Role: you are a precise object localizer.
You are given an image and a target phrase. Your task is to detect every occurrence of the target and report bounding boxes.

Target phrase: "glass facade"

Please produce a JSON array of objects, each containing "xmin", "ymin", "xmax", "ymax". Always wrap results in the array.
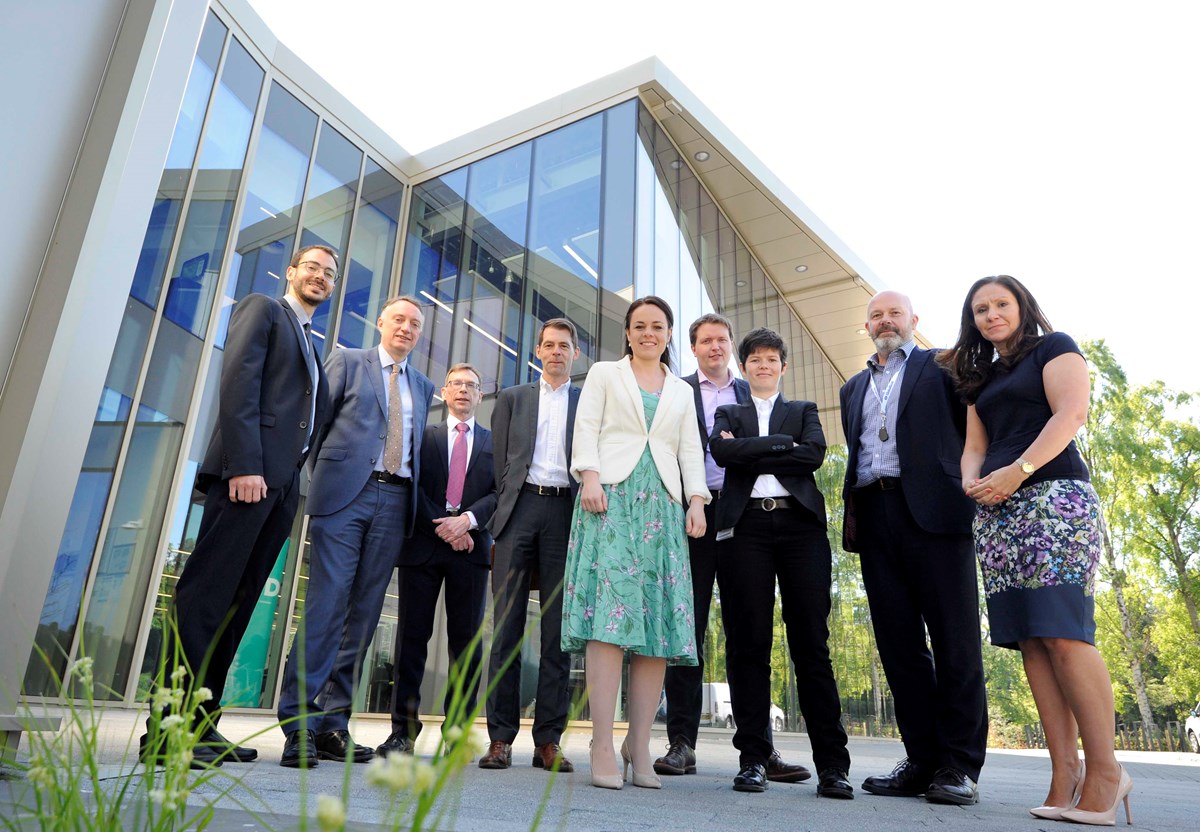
[{"xmin": 24, "ymin": 3, "xmax": 833, "ymax": 722}]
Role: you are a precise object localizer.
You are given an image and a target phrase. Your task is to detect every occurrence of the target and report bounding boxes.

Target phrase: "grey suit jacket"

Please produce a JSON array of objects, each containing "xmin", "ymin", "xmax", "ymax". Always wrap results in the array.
[
  {"xmin": 487, "ymin": 380, "xmax": 581, "ymax": 540},
  {"xmin": 306, "ymin": 347, "xmax": 434, "ymax": 527}
]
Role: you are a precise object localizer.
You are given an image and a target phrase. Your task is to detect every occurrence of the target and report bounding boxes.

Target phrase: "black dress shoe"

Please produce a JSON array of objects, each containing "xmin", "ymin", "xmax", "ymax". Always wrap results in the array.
[
  {"xmin": 196, "ymin": 726, "xmax": 257, "ymax": 762},
  {"xmin": 925, "ymin": 767, "xmax": 979, "ymax": 806},
  {"xmin": 139, "ymin": 732, "xmax": 222, "ymax": 769},
  {"xmin": 861, "ymin": 758, "xmax": 934, "ymax": 797},
  {"xmin": 280, "ymin": 729, "xmax": 319, "ymax": 769},
  {"xmin": 817, "ymin": 768, "xmax": 855, "ymax": 799},
  {"xmin": 732, "ymin": 762, "xmax": 768, "ymax": 792},
  {"xmin": 765, "ymin": 749, "xmax": 811, "ymax": 783},
  {"xmin": 376, "ymin": 730, "xmax": 415, "ymax": 758},
  {"xmin": 315, "ymin": 729, "xmax": 374, "ymax": 762},
  {"xmin": 653, "ymin": 737, "xmax": 697, "ymax": 775}
]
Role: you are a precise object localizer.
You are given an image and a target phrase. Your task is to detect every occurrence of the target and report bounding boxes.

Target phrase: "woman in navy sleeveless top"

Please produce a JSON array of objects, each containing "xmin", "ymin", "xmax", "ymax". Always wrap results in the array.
[{"xmin": 940, "ymin": 275, "xmax": 1131, "ymax": 826}]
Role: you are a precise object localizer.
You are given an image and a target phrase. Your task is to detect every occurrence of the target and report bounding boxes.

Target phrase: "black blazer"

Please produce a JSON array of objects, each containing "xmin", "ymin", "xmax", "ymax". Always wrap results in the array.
[
  {"xmin": 709, "ymin": 395, "xmax": 828, "ymax": 532},
  {"xmin": 682, "ymin": 371, "xmax": 751, "ymax": 450},
  {"xmin": 487, "ymin": 380, "xmax": 581, "ymax": 539},
  {"xmin": 197, "ymin": 293, "xmax": 329, "ymax": 492},
  {"xmin": 405, "ymin": 421, "xmax": 498, "ymax": 568},
  {"xmin": 839, "ymin": 346, "xmax": 974, "ymax": 552}
]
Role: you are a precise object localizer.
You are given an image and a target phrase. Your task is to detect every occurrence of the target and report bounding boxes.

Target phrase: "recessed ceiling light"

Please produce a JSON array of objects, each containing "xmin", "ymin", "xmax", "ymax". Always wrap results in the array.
[
  {"xmin": 795, "ymin": 264, "xmax": 809, "ymax": 273},
  {"xmin": 694, "ymin": 150, "xmax": 710, "ymax": 162},
  {"xmin": 669, "ymin": 159, "xmax": 683, "ymax": 170},
  {"xmin": 735, "ymin": 280, "xmax": 747, "ymax": 287}
]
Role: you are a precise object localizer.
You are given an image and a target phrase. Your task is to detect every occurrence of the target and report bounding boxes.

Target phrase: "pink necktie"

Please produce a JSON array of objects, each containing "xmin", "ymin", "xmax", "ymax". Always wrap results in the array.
[{"xmin": 446, "ymin": 422, "xmax": 468, "ymax": 508}]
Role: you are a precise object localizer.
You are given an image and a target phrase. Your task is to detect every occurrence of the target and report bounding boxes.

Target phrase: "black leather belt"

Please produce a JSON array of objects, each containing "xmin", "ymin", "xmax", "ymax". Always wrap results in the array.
[
  {"xmin": 371, "ymin": 471, "xmax": 412, "ymax": 486},
  {"xmin": 747, "ymin": 496, "xmax": 795, "ymax": 511},
  {"xmin": 522, "ymin": 483, "xmax": 570, "ymax": 497},
  {"xmin": 859, "ymin": 476, "xmax": 901, "ymax": 491},
  {"xmin": 710, "ymin": 489, "xmax": 723, "ymax": 501}
]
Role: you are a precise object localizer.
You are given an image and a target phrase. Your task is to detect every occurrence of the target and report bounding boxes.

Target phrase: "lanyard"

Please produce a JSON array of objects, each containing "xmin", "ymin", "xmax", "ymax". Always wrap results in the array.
[{"xmin": 867, "ymin": 355, "xmax": 906, "ymax": 441}]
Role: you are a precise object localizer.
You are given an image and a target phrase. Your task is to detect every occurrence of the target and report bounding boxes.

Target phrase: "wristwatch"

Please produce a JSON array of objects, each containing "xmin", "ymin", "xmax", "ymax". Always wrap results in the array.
[{"xmin": 1016, "ymin": 457, "xmax": 1035, "ymax": 477}]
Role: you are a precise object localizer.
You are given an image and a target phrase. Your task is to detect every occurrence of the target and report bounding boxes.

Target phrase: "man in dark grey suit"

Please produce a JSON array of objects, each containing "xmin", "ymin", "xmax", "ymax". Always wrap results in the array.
[
  {"xmin": 377, "ymin": 362, "xmax": 497, "ymax": 755},
  {"xmin": 143, "ymin": 244, "xmax": 335, "ymax": 768},
  {"xmin": 840, "ymin": 291, "xmax": 986, "ymax": 806},
  {"xmin": 478, "ymin": 318, "xmax": 581, "ymax": 774},
  {"xmin": 277, "ymin": 295, "xmax": 434, "ymax": 768}
]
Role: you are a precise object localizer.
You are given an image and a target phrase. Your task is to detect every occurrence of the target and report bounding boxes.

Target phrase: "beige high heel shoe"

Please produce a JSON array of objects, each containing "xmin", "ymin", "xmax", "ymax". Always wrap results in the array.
[
  {"xmin": 1060, "ymin": 765, "xmax": 1133, "ymax": 826},
  {"xmin": 590, "ymin": 746, "xmax": 623, "ymax": 790},
  {"xmin": 1029, "ymin": 760, "xmax": 1085, "ymax": 820},
  {"xmin": 620, "ymin": 739, "xmax": 662, "ymax": 789}
]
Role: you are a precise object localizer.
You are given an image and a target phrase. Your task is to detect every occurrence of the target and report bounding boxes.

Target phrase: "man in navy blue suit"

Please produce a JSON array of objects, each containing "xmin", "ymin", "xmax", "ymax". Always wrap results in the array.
[
  {"xmin": 143, "ymin": 244, "xmax": 336, "ymax": 768},
  {"xmin": 840, "ymin": 290, "xmax": 987, "ymax": 805},
  {"xmin": 277, "ymin": 295, "xmax": 434, "ymax": 768},
  {"xmin": 655, "ymin": 314, "xmax": 808, "ymax": 784},
  {"xmin": 377, "ymin": 363, "xmax": 497, "ymax": 755}
]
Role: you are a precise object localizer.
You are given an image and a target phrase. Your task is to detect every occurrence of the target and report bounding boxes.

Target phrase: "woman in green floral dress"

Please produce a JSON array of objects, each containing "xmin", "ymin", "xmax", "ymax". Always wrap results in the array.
[{"xmin": 563, "ymin": 297, "xmax": 709, "ymax": 789}]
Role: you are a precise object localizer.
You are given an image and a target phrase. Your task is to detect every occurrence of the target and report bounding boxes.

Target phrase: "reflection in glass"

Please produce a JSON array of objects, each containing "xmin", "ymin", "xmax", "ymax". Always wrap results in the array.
[{"xmin": 337, "ymin": 160, "xmax": 403, "ymax": 349}]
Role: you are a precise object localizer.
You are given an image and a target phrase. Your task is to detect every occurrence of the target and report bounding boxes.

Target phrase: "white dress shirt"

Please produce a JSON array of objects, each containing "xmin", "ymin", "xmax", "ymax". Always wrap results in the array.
[
  {"xmin": 375, "ymin": 344, "xmax": 414, "ymax": 478},
  {"xmin": 749, "ymin": 392, "xmax": 789, "ymax": 499},
  {"xmin": 445, "ymin": 414, "xmax": 478, "ymax": 529},
  {"xmin": 526, "ymin": 378, "xmax": 571, "ymax": 487}
]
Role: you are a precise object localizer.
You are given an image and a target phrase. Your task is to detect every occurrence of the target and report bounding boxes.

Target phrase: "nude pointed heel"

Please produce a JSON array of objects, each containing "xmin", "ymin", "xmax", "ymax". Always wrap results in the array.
[
  {"xmin": 590, "ymin": 747, "xmax": 623, "ymax": 790},
  {"xmin": 620, "ymin": 739, "xmax": 662, "ymax": 789},
  {"xmin": 1060, "ymin": 766, "xmax": 1133, "ymax": 826},
  {"xmin": 1029, "ymin": 760, "xmax": 1085, "ymax": 820}
]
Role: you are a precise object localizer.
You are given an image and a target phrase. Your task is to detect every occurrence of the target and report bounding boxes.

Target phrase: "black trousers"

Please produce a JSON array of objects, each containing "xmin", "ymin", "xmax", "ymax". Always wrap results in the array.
[
  {"xmin": 485, "ymin": 489, "xmax": 572, "ymax": 746},
  {"xmin": 854, "ymin": 482, "xmax": 988, "ymax": 780},
  {"xmin": 662, "ymin": 499, "xmax": 720, "ymax": 746},
  {"xmin": 171, "ymin": 472, "xmax": 300, "ymax": 720},
  {"xmin": 390, "ymin": 543, "xmax": 490, "ymax": 739},
  {"xmin": 718, "ymin": 504, "xmax": 850, "ymax": 772}
]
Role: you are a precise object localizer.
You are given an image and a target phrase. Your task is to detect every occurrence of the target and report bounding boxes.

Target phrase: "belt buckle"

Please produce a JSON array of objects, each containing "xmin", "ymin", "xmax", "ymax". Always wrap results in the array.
[
  {"xmin": 761, "ymin": 496, "xmax": 777, "ymax": 512},
  {"xmin": 537, "ymin": 484, "xmax": 551, "ymax": 496}
]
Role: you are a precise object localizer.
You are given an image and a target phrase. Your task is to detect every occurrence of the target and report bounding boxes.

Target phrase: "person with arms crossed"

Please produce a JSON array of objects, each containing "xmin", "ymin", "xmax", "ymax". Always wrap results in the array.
[
  {"xmin": 654, "ymin": 314, "xmax": 809, "ymax": 785},
  {"xmin": 276, "ymin": 295, "xmax": 434, "ymax": 768},
  {"xmin": 478, "ymin": 319, "xmax": 582, "ymax": 774},
  {"xmin": 709, "ymin": 327, "xmax": 852, "ymax": 798},
  {"xmin": 839, "ymin": 290, "xmax": 987, "ymax": 805},
  {"xmin": 377, "ymin": 363, "xmax": 496, "ymax": 756},
  {"xmin": 142, "ymin": 245, "xmax": 336, "ymax": 766}
]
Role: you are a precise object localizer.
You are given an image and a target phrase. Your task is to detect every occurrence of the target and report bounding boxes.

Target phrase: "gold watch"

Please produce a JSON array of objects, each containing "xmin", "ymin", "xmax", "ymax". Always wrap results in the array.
[{"xmin": 1016, "ymin": 457, "xmax": 1035, "ymax": 477}]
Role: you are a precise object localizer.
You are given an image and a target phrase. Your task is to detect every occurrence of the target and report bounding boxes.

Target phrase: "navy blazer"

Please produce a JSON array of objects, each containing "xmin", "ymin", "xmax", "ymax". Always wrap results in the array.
[
  {"xmin": 487, "ymin": 380, "xmax": 581, "ymax": 539},
  {"xmin": 839, "ymin": 346, "xmax": 974, "ymax": 552},
  {"xmin": 306, "ymin": 347, "xmax": 434, "ymax": 527},
  {"xmin": 682, "ymin": 371, "xmax": 751, "ymax": 450},
  {"xmin": 709, "ymin": 395, "xmax": 828, "ymax": 532},
  {"xmin": 405, "ymin": 421, "xmax": 497, "ymax": 567},
  {"xmin": 197, "ymin": 293, "xmax": 330, "ymax": 492}
]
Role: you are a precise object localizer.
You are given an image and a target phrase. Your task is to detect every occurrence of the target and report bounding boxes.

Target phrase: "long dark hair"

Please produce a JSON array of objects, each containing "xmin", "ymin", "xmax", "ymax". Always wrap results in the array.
[
  {"xmin": 624, "ymin": 295, "xmax": 675, "ymax": 370},
  {"xmin": 938, "ymin": 275, "xmax": 1054, "ymax": 403}
]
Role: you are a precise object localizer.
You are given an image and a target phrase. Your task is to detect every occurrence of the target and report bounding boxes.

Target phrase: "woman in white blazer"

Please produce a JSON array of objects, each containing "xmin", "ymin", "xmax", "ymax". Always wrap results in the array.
[{"xmin": 562, "ymin": 296, "xmax": 710, "ymax": 790}]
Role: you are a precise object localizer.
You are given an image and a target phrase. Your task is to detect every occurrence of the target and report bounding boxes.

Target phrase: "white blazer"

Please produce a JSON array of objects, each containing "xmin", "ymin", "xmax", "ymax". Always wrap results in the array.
[{"xmin": 570, "ymin": 357, "xmax": 710, "ymax": 507}]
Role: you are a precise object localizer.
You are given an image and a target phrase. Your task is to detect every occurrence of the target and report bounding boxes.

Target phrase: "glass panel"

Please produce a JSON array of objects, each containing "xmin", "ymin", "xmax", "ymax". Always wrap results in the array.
[
  {"xmin": 523, "ymin": 114, "xmax": 603, "ymax": 378},
  {"xmin": 337, "ymin": 160, "xmax": 403, "ymax": 350},
  {"xmin": 228, "ymin": 82, "xmax": 318, "ymax": 307},
  {"xmin": 300, "ymin": 123, "xmax": 363, "ymax": 356},
  {"xmin": 75, "ymin": 38, "xmax": 264, "ymax": 700},
  {"xmin": 599, "ymin": 101, "xmax": 637, "ymax": 363}
]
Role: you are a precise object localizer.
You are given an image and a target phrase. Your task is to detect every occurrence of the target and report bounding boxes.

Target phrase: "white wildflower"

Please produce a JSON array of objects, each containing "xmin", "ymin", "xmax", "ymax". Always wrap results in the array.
[
  {"xmin": 411, "ymin": 760, "xmax": 435, "ymax": 793},
  {"xmin": 193, "ymin": 686, "xmax": 213, "ymax": 703},
  {"xmin": 69, "ymin": 656, "xmax": 95, "ymax": 684},
  {"xmin": 150, "ymin": 688, "xmax": 174, "ymax": 712},
  {"xmin": 316, "ymin": 794, "xmax": 347, "ymax": 831},
  {"xmin": 366, "ymin": 753, "xmax": 414, "ymax": 793},
  {"xmin": 442, "ymin": 726, "xmax": 463, "ymax": 745},
  {"xmin": 170, "ymin": 665, "xmax": 188, "ymax": 683},
  {"xmin": 160, "ymin": 714, "xmax": 186, "ymax": 731},
  {"xmin": 149, "ymin": 788, "xmax": 167, "ymax": 805}
]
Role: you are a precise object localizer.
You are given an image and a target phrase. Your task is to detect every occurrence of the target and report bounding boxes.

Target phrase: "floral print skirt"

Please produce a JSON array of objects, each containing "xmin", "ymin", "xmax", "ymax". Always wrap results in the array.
[
  {"xmin": 560, "ymin": 448, "xmax": 698, "ymax": 665},
  {"xmin": 973, "ymin": 478, "xmax": 1102, "ymax": 649}
]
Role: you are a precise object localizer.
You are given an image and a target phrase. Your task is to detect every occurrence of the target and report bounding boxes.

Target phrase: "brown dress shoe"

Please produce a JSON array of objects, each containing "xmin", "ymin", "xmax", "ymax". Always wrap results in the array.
[
  {"xmin": 532, "ymin": 742, "xmax": 575, "ymax": 773},
  {"xmin": 766, "ymin": 749, "xmax": 811, "ymax": 783},
  {"xmin": 478, "ymin": 740, "xmax": 512, "ymax": 769}
]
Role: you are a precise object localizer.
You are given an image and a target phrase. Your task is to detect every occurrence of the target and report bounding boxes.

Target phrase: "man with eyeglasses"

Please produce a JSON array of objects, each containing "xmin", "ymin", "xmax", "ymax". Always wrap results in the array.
[
  {"xmin": 144, "ymin": 245, "xmax": 336, "ymax": 767},
  {"xmin": 276, "ymin": 294, "xmax": 434, "ymax": 768},
  {"xmin": 377, "ymin": 363, "xmax": 497, "ymax": 756}
]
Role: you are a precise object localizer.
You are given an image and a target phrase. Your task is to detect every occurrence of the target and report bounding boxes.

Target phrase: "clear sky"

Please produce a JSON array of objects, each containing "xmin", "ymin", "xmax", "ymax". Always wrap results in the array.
[{"xmin": 247, "ymin": 0, "xmax": 1197, "ymax": 391}]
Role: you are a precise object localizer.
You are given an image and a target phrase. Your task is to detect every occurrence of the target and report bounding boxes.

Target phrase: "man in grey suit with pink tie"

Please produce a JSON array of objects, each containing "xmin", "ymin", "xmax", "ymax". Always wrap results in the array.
[{"xmin": 277, "ymin": 295, "xmax": 434, "ymax": 768}]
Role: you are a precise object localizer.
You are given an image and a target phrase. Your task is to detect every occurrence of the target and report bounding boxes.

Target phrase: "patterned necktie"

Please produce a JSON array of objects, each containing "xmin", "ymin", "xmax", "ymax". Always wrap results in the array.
[
  {"xmin": 383, "ymin": 364, "xmax": 404, "ymax": 474},
  {"xmin": 446, "ymin": 422, "xmax": 469, "ymax": 508}
]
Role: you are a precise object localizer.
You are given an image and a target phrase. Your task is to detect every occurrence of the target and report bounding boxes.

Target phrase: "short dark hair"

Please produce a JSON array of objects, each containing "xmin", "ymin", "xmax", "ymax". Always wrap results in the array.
[
  {"xmin": 536, "ymin": 317, "xmax": 577, "ymax": 349},
  {"xmin": 938, "ymin": 275, "xmax": 1054, "ymax": 404},
  {"xmin": 624, "ymin": 296, "xmax": 675, "ymax": 369},
  {"xmin": 291, "ymin": 244, "xmax": 339, "ymax": 268},
  {"xmin": 444, "ymin": 362, "xmax": 482, "ymax": 386},
  {"xmin": 688, "ymin": 313, "xmax": 734, "ymax": 346},
  {"xmin": 737, "ymin": 327, "xmax": 788, "ymax": 366},
  {"xmin": 380, "ymin": 295, "xmax": 425, "ymax": 316}
]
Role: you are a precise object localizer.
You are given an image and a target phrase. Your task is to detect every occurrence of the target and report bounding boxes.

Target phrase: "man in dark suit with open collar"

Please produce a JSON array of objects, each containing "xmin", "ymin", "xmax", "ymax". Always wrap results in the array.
[
  {"xmin": 377, "ymin": 362, "xmax": 497, "ymax": 755},
  {"xmin": 478, "ymin": 318, "xmax": 581, "ymax": 774},
  {"xmin": 655, "ymin": 314, "xmax": 808, "ymax": 784},
  {"xmin": 276, "ymin": 295, "xmax": 434, "ymax": 768},
  {"xmin": 144, "ymin": 245, "xmax": 336, "ymax": 766},
  {"xmin": 709, "ymin": 327, "xmax": 853, "ymax": 798},
  {"xmin": 839, "ymin": 290, "xmax": 986, "ymax": 806}
]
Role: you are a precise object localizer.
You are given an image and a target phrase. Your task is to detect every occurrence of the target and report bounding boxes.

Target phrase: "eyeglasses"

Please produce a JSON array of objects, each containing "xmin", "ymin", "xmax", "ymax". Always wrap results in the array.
[
  {"xmin": 297, "ymin": 260, "xmax": 338, "ymax": 283},
  {"xmin": 445, "ymin": 380, "xmax": 481, "ymax": 391}
]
